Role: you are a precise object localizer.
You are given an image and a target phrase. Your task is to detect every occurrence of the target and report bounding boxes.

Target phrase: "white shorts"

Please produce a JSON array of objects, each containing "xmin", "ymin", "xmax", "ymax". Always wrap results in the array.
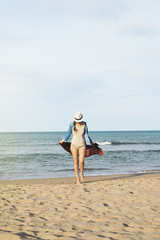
[{"xmin": 70, "ymin": 144, "xmax": 86, "ymax": 151}]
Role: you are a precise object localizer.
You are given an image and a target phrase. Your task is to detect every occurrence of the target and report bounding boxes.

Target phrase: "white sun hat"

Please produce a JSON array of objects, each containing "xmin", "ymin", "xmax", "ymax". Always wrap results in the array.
[{"xmin": 73, "ymin": 112, "xmax": 84, "ymax": 122}]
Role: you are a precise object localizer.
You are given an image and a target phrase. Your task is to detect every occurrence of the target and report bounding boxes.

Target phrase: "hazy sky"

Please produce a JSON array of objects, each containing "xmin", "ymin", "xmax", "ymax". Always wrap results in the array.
[{"xmin": 0, "ymin": 0, "xmax": 160, "ymax": 131}]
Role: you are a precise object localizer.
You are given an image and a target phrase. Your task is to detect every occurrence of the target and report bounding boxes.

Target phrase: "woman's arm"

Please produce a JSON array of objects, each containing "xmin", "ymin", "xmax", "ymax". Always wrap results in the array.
[
  {"xmin": 59, "ymin": 122, "xmax": 73, "ymax": 144},
  {"xmin": 85, "ymin": 123, "xmax": 94, "ymax": 145}
]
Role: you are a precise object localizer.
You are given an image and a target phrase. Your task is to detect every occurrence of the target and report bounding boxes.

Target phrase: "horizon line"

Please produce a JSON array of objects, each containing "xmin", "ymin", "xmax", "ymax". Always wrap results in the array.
[{"xmin": 0, "ymin": 129, "xmax": 160, "ymax": 133}]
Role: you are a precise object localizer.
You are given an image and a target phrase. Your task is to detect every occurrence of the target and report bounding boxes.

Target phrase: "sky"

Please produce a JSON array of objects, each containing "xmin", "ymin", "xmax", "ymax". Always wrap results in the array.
[{"xmin": 0, "ymin": 0, "xmax": 160, "ymax": 132}]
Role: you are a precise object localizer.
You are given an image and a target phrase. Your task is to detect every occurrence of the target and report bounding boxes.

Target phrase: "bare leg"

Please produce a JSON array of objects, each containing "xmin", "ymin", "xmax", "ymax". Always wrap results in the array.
[
  {"xmin": 71, "ymin": 147, "xmax": 80, "ymax": 184},
  {"xmin": 79, "ymin": 146, "xmax": 86, "ymax": 182}
]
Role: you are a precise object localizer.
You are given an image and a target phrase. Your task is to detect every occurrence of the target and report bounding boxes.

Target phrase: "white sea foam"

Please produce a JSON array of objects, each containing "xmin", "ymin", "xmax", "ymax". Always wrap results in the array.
[{"xmin": 96, "ymin": 141, "xmax": 112, "ymax": 145}]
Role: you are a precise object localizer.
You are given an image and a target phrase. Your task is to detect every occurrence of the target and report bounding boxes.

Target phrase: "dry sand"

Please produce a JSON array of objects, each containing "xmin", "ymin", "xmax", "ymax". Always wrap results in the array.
[{"xmin": 0, "ymin": 173, "xmax": 160, "ymax": 240}]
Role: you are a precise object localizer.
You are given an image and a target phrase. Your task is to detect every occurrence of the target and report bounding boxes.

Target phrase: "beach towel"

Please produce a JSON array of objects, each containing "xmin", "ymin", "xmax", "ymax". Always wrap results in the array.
[{"xmin": 59, "ymin": 142, "xmax": 104, "ymax": 157}]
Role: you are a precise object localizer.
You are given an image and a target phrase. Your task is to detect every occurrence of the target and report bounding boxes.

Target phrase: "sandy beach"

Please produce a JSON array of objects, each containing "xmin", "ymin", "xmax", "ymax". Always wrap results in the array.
[{"xmin": 0, "ymin": 173, "xmax": 160, "ymax": 240}]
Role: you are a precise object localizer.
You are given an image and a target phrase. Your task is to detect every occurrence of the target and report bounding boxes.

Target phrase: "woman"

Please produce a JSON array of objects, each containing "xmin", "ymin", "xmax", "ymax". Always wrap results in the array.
[{"xmin": 59, "ymin": 112, "xmax": 94, "ymax": 184}]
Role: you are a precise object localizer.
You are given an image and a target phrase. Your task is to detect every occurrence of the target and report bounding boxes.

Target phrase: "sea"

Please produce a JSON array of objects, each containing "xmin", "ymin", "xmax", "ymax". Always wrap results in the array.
[{"xmin": 0, "ymin": 131, "xmax": 160, "ymax": 180}]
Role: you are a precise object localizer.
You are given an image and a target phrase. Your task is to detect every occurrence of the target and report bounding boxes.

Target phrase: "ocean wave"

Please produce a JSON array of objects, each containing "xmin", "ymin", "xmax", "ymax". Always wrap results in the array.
[
  {"xmin": 48, "ymin": 167, "xmax": 113, "ymax": 173},
  {"xmin": 0, "ymin": 153, "xmax": 66, "ymax": 159},
  {"xmin": 96, "ymin": 141, "xmax": 112, "ymax": 145},
  {"xmin": 130, "ymin": 170, "xmax": 160, "ymax": 174},
  {"xmin": 1, "ymin": 149, "xmax": 160, "ymax": 158},
  {"xmin": 105, "ymin": 150, "xmax": 160, "ymax": 153},
  {"xmin": 96, "ymin": 141, "xmax": 160, "ymax": 146},
  {"xmin": 110, "ymin": 141, "xmax": 160, "ymax": 145},
  {"xmin": 0, "ymin": 143, "xmax": 59, "ymax": 147}
]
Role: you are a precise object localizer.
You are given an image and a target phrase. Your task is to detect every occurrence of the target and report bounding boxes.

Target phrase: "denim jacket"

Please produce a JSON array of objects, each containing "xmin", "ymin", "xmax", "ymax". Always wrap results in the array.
[{"xmin": 63, "ymin": 122, "xmax": 93, "ymax": 145}]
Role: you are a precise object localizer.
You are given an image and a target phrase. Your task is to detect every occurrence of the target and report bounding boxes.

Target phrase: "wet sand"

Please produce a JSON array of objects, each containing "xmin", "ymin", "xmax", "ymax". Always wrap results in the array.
[{"xmin": 0, "ymin": 173, "xmax": 160, "ymax": 240}]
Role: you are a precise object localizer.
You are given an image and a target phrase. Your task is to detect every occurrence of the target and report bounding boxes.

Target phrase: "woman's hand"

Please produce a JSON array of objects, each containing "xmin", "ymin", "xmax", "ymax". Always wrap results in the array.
[{"xmin": 59, "ymin": 139, "xmax": 64, "ymax": 144}]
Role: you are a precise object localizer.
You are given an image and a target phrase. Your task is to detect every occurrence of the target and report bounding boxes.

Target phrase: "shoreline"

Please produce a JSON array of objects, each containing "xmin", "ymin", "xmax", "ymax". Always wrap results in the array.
[{"xmin": 0, "ymin": 171, "xmax": 160, "ymax": 185}]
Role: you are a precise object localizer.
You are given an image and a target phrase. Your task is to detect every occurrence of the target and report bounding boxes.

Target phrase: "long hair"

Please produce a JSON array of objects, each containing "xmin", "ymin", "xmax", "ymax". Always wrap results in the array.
[{"xmin": 74, "ymin": 121, "xmax": 78, "ymax": 132}]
